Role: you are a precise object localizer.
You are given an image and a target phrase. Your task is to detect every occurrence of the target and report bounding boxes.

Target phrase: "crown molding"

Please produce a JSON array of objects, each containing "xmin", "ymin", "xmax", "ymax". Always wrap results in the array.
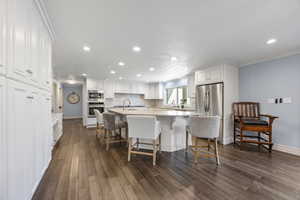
[
  {"xmin": 240, "ymin": 51, "xmax": 300, "ymax": 68},
  {"xmin": 34, "ymin": 0, "xmax": 56, "ymax": 41}
]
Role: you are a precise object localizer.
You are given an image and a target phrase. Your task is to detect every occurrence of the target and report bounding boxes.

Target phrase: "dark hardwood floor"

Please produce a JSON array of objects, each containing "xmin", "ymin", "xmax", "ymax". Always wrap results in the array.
[{"xmin": 32, "ymin": 119, "xmax": 300, "ymax": 200}]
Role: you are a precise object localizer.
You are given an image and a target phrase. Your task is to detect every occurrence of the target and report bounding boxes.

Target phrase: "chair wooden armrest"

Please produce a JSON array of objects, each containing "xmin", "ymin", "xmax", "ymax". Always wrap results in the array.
[
  {"xmin": 234, "ymin": 116, "xmax": 245, "ymax": 125},
  {"xmin": 260, "ymin": 114, "xmax": 278, "ymax": 125}
]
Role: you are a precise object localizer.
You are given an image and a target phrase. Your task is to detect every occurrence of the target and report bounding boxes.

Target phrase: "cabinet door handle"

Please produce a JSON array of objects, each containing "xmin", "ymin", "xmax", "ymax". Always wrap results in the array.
[
  {"xmin": 46, "ymin": 81, "xmax": 50, "ymax": 84},
  {"xmin": 26, "ymin": 69, "xmax": 33, "ymax": 74},
  {"xmin": 0, "ymin": 64, "xmax": 3, "ymax": 67},
  {"xmin": 27, "ymin": 96, "xmax": 34, "ymax": 99},
  {"xmin": 46, "ymin": 98, "xmax": 50, "ymax": 100}
]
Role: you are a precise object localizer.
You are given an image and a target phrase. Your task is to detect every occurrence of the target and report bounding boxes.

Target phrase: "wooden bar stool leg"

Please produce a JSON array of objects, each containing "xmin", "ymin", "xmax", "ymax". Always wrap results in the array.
[
  {"xmin": 106, "ymin": 130, "xmax": 110, "ymax": 151},
  {"xmin": 153, "ymin": 139, "xmax": 157, "ymax": 166},
  {"xmin": 125, "ymin": 128, "xmax": 129, "ymax": 147},
  {"xmin": 207, "ymin": 139, "xmax": 210, "ymax": 151},
  {"xmin": 214, "ymin": 138, "xmax": 220, "ymax": 165},
  {"xmin": 137, "ymin": 138, "xmax": 140, "ymax": 150},
  {"xmin": 185, "ymin": 130, "xmax": 189, "ymax": 152},
  {"xmin": 128, "ymin": 138, "xmax": 132, "ymax": 162},
  {"xmin": 159, "ymin": 134, "xmax": 162, "ymax": 153}
]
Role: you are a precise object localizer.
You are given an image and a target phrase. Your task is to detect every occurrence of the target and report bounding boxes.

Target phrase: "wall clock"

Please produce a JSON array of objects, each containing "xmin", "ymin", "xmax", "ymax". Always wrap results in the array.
[{"xmin": 67, "ymin": 92, "xmax": 80, "ymax": 104}]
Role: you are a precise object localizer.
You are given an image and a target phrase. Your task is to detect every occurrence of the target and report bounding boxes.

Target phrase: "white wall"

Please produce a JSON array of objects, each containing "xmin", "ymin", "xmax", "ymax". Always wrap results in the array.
[{"xmin": 63, "ymin": 84, "xmax": 83, "ymax": 119}]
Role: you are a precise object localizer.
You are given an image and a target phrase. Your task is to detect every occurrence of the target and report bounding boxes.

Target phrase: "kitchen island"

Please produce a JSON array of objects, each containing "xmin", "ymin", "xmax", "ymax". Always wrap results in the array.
[{"xmin": 109, "ymin": 107, "xmax": 194, "ymax": 152}]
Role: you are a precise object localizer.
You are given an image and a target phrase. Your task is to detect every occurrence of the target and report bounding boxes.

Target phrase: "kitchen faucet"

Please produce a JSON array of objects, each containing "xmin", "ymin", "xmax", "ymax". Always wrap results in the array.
[{"xmin": 123, "ymin": 98, "xmax": 131, "ymax": 110}]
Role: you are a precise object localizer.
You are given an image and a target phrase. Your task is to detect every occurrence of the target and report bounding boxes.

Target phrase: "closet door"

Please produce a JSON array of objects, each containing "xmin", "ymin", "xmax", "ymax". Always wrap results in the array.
[
  {"xmin": 6, "ymin": 79, "xmax": 33, "ymax": 200},
  {"xmin": 0, "ymin": 0, "xmax": 7, "ymax": 75},
  {"xmin": 7, "ymin": 0, "xmax": 31, "ymax": 83},
  {"xmin": 0, "ymin": 77, "xmax": 7, "ymax": 200}
]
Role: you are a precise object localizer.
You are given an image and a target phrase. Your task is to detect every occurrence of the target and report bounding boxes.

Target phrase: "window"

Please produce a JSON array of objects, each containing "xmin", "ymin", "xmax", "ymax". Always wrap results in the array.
[{"xmin": 166, "ymin": 86, "xmax": 190, "ymax": 105}]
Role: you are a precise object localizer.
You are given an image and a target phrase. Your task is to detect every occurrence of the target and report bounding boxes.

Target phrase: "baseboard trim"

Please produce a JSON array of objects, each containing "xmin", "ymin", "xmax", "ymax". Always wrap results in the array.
[
  {"xmin": 63, "ymin": 116, "xmax": 82, "ymax": 120},
  {"xmin": 273, "ymin": 144, "xmax": 300, "ymax": 156},
  {"xmin": 222, "ymin": 136, "xmax": 233, "ymax": 145}
]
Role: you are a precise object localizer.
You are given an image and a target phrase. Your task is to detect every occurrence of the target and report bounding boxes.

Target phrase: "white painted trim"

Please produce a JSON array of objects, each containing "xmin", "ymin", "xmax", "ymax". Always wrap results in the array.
[
  {"xmin": 273, "ymin": 144, "xmax": 300, "ymax": 156},
  {"xmin": 63, "ymin": 116, "xmax": 83, "ymax": 120},
  {"xmin": 222, "ymin": 136, "xmax": 233, "ymax": 145},
  {"xmin": 33, "ymin": 0, "xmax": 56, "ymax": 41}
]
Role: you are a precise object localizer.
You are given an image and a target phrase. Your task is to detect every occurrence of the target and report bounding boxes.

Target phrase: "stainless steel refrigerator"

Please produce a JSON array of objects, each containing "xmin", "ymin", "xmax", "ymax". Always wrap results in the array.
[{"xmin": 196, "ymin": 82, "xmax": 224, "ymax": 139}]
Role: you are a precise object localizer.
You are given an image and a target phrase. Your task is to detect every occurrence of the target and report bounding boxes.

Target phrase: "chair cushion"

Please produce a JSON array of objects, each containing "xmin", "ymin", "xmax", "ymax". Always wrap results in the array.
[{"xmin": 243, "ymin": 119, "xmax": 268, "ymax": 126}]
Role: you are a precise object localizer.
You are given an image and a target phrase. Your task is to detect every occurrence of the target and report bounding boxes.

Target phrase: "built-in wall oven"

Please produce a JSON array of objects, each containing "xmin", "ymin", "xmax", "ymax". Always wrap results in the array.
[
  {"xmin": 88, "ymin": 90, "xmax": 104, "ymax": 101},
  {"xmin": 88, "ymin": 102, "xmax": 104, "ymax": 117}
]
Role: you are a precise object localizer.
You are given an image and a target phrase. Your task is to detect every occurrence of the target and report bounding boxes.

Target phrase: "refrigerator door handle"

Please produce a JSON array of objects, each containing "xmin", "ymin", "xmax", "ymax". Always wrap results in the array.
[
  {"xmin": 207, "ymin": 90, "xmax": 210, "ymax": 113},
  {"xmin": 204, "ymin": 91, "xmax": 208, "ymax": 112}
]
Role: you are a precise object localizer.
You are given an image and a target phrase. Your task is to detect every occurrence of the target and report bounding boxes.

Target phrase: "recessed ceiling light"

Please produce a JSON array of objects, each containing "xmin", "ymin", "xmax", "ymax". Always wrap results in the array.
[
  {"xmin": 83, "ymin": 45, "xmax": 91, "ymax": 52},
  {"xmin": 81, "ymin": 73, "xmax": 87, "ymax": 76},
  {"xmin": 119, "ymin": 76, "xmax": 123, "ymax": 80},
  {"xmin": 132, "ymin": 46, "xmax": 141, "ymax": 52},
  {"xmin": 136, "ymin": 74, "xmax": 142, "ymax": 77},
  {"xmin": 110, "ymin": 70, "xmax": 116, "ymax": 74},
  {"xmin": 149, "ymin": 67, "xmax": 155, "ymax": 71},
  {"xmin": 266, "ymin": 38, "xmax": 277, "ymax": 45},
  {"xmin": 171, "ymin": 56, "xmax": 177, "ymax": 61},
  {"xmin": 118, "ymin": 62, "xmax": 125, "ymax": 66}
]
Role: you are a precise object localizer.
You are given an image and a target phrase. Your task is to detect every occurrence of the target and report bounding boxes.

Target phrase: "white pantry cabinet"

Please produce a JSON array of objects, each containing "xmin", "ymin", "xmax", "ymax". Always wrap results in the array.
[
  {"xmin": 0, "ymin": 76, "xmax": 7, "ymax": 200},
  {"xmin": 6, "ymin": 80, "xmax": 35, "ymax": 200},
  {"xmin": 7, "ymin": 0, "xmax": 30, "ymax": 83},
  {"xmin": 28, "ymin": 1, "xmax": 40, "ymax": 85},
  {"xmin": 104, "ymin": 79, "xmax": 114, "ymax": 98},
  {"xmin": 6, "ymin": 80, "xmax": 53, "ymax": 200},
  {"xmin": 0, "ymin": 0, "xmax": 7, "ymax": 76},
  {"xmin": 3, "ymin": 0, "xmax": 54, "ymax": 199}
]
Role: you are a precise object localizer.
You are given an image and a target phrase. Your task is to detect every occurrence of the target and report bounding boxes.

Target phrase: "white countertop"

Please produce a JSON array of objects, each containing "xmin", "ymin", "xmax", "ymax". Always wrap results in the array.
[{"xmin": 108, "ymin": 107, "xmax": 194, "ymax": 117}]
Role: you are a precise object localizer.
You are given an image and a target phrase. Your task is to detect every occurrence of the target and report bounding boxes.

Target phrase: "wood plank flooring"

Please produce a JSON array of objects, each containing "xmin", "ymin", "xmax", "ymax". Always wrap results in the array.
[{"xmin": 32, "ymin": 119, "xmax": 300, "ymax": 200}]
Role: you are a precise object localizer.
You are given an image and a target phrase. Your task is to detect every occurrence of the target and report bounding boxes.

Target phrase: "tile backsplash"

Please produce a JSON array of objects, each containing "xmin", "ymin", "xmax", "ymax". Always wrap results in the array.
[{"xmin": 105, "ymin": 94, "xmax": 157, "ymax": 108}]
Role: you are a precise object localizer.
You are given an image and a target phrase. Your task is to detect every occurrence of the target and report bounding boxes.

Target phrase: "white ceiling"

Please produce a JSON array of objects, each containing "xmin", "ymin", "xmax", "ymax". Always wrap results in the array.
[{"xmin": 45, "ymin": 0, "xmax": 300, "ymax": 82}]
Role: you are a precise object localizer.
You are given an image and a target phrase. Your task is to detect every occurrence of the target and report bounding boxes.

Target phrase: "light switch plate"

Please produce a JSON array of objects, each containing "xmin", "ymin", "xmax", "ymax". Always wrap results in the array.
[{"xmin": 283, "ymin": 97, "xmax": 292, "ymax": 104}]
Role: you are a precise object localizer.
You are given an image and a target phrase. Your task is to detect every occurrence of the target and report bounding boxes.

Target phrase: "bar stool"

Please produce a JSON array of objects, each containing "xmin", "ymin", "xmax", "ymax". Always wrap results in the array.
[
  {"xmin": 127, "ymin": 115, "xmax": 161, "ymax": 166},
  {"xmin": 188, "ymin": 115, "xmax": 221, "ymax": 165},
  {"xmin": 103, "ymin": 112, "xmax": 128, "ymax": 151},
  {"xmin": 94, "ymin": 109, "xmax": 104, "ymax": 139}
]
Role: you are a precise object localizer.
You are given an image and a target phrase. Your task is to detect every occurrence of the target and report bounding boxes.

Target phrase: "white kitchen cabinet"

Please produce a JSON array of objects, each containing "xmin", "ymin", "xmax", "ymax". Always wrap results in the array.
[
  {"xmin": 39, "ymin": 26, "xmax": 52, "ymax": 89},
  {"xmin": 28, "ymin": 1, "xmax": 40, "ymax": 85},
  {"xmin": 187, "ymin": 74, "xmax": 195, "ymax": 98},
  {"xmin": 0, "ymin": 0, "xmax": 7, "ymax": 76},
  {"xmin": 6, "ymin": 80, "xmax": 34, "ymax": 200},
  {"xmin": 115, "ymin": 80, "xmax": 130, "ymax": 93},
  {"xmin": 144, "ymin": 82, "xmax": 164, "ymax": 99},
  {"xmin": 87, "ymin": 78, "xmax": 103, "ymax": 91},
  {"xmin": 104, "ymin": 79, "xmax": 114, "ymax": 98},
  {"xmin": 194, "ymin": 65, "xmax": 223, "ymax": 85},
  {"xmin": 0, "ymin": 77, "xmax": 7, "ymax": 200},
  {"xmin": 7, "ymin": 0, "xmax": 31, "ymax": 83}
]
